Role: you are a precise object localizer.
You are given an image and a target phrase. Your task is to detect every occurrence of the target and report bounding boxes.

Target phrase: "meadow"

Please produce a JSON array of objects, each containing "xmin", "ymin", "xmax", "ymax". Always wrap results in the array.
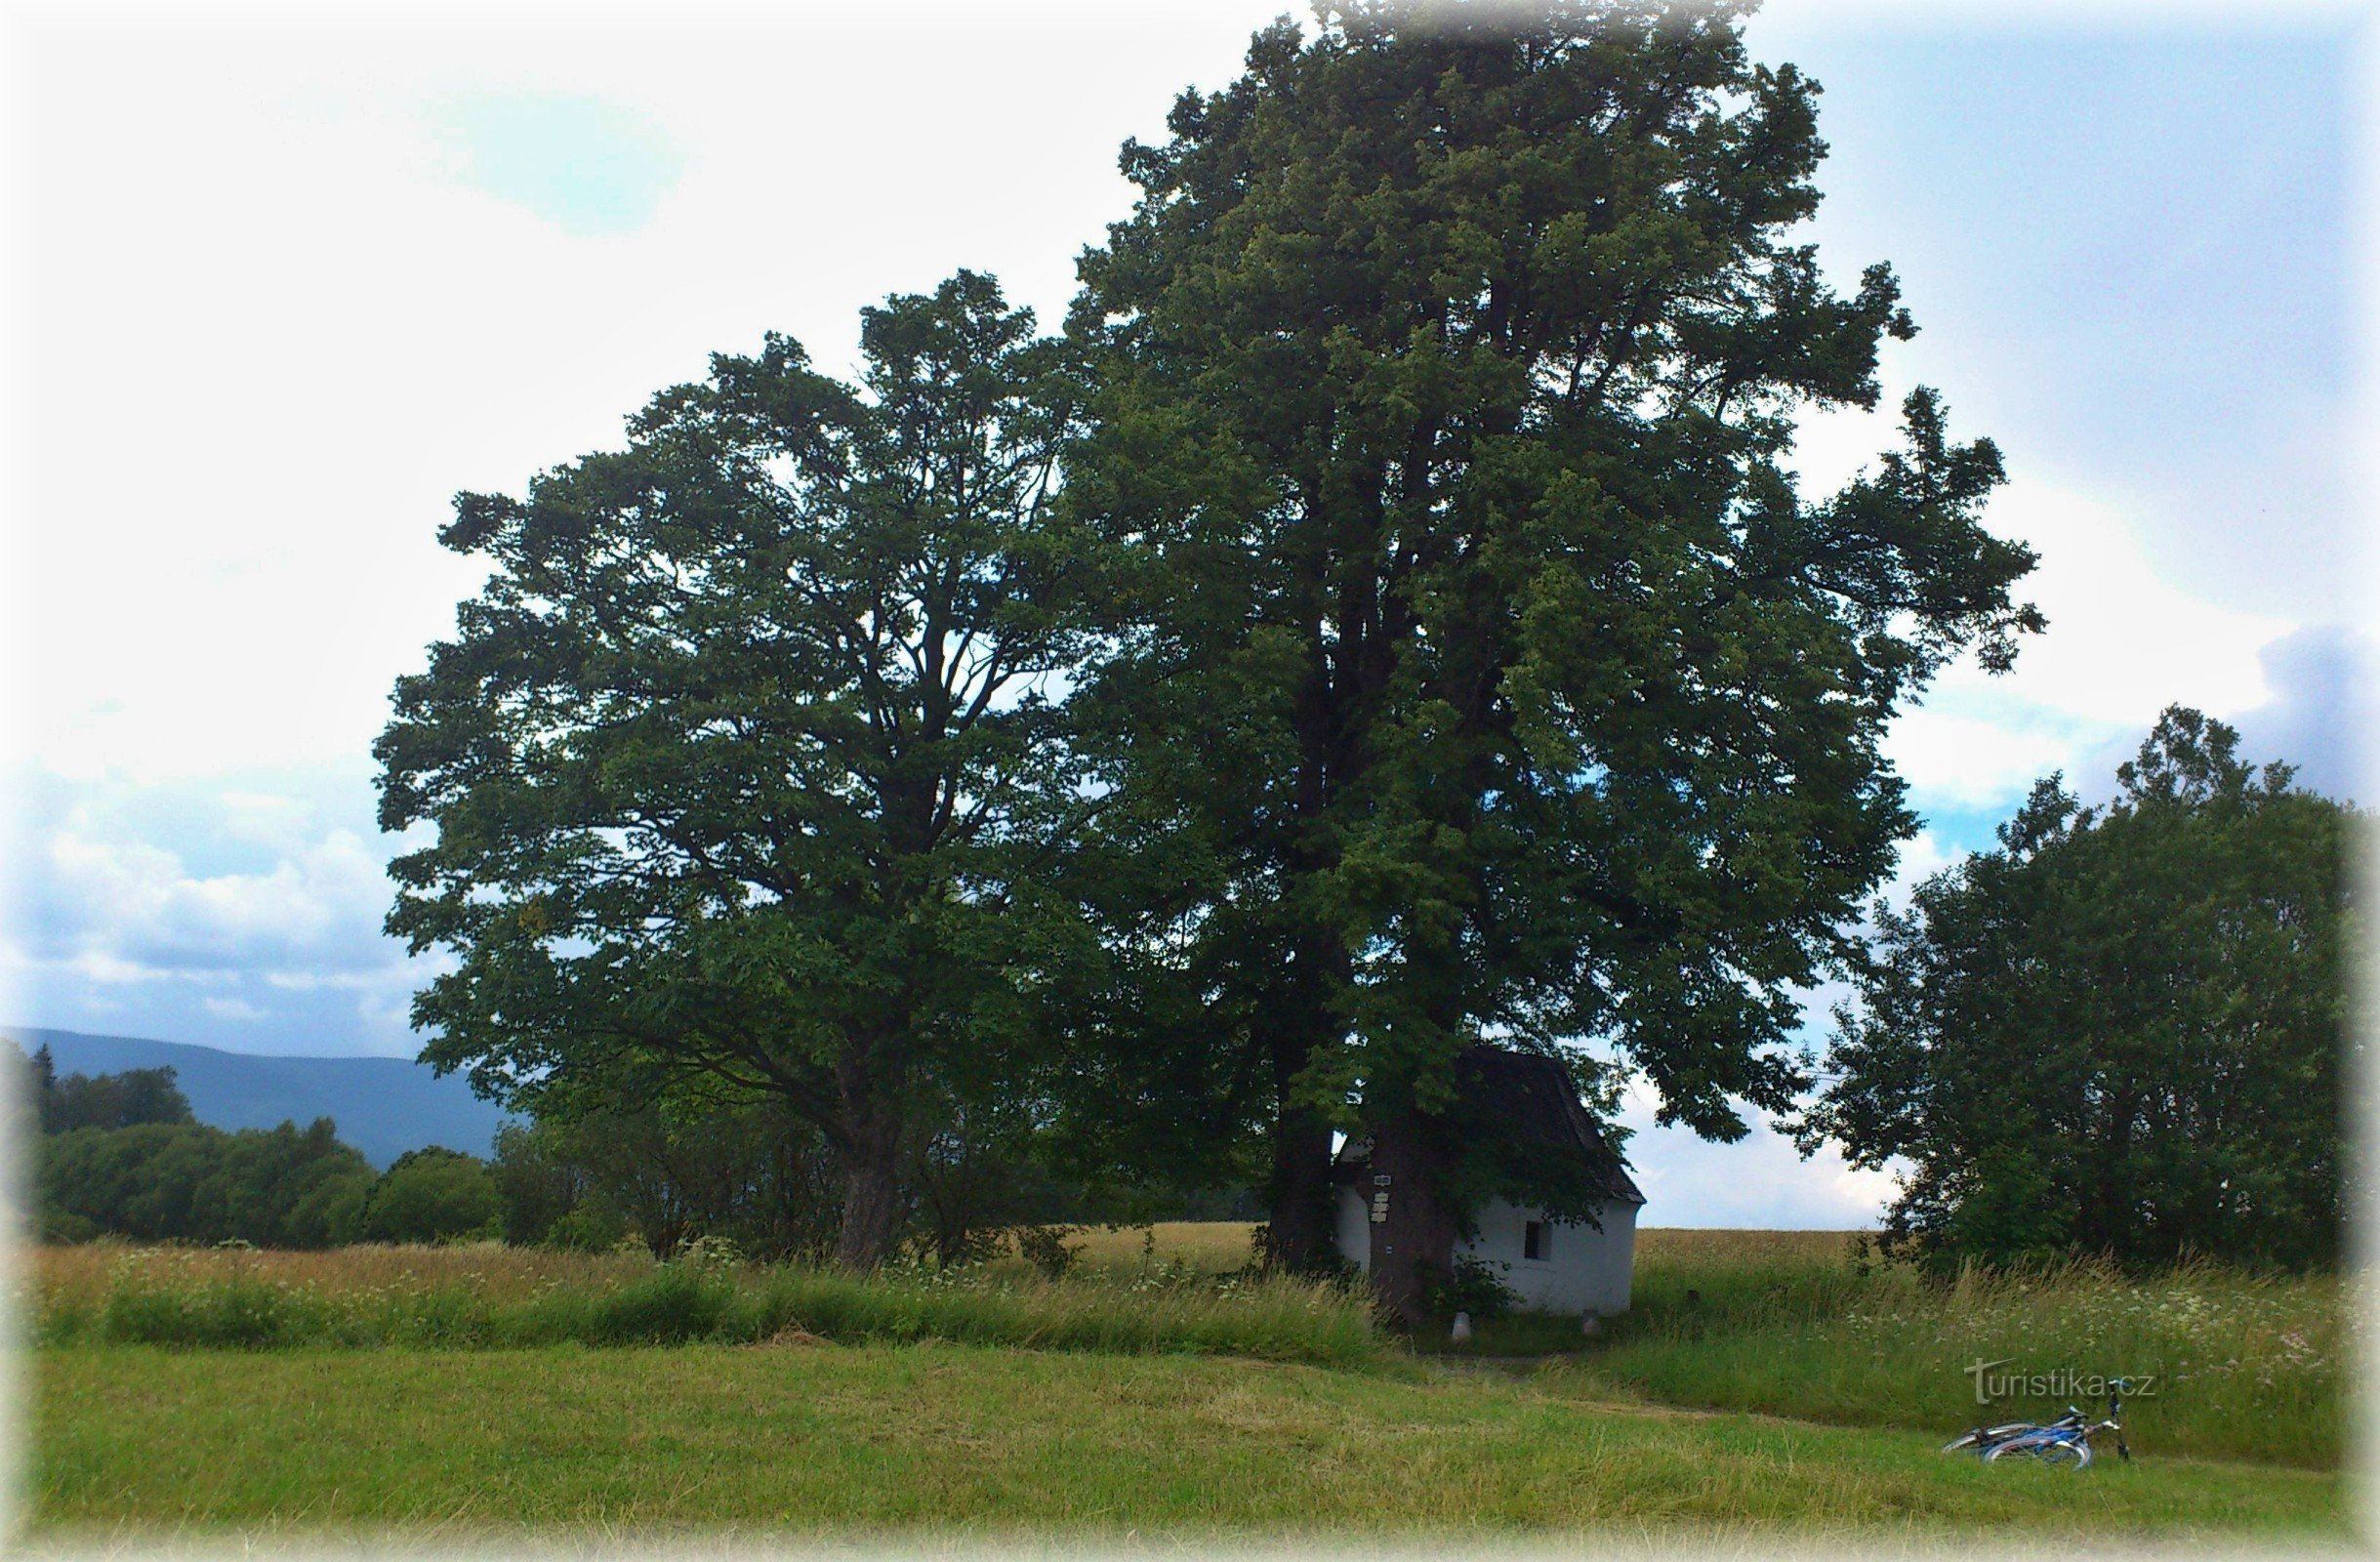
[
  {"xmin": 22, "ymin": 1225, "xmax": 2353, "ymax": 1541},
  {"xmin": 1475, "ymin": 1229, "xmax": 2345, "ymax": 1469}
]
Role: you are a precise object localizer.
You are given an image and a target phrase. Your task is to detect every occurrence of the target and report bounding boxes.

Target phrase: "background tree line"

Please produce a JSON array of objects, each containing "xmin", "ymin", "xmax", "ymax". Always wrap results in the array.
[
  {"xmin": 14, "ymin": 1045, "xmax": 493, "ymax": 1247},
  {"xmin": 14, "ymin": 1044, "xmax": 1243, "ymax": 1257}
]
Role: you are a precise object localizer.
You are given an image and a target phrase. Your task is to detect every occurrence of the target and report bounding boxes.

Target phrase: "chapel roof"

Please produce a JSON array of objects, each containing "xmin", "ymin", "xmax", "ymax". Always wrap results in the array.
[{"xmin": 1335, "ymin": 1046, "xmax": 1646, "ymax": 1207}]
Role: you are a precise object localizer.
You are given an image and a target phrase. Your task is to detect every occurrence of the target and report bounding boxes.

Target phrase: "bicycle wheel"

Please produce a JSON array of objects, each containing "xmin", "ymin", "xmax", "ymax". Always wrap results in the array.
[
  {"xmin": 1989, "ymin": 1435, "xmax": 2092, "ymax": 1470},
  {"xmin": 1945, "ymin": 1421, "xmax": 2037, "ymax": 1455}
]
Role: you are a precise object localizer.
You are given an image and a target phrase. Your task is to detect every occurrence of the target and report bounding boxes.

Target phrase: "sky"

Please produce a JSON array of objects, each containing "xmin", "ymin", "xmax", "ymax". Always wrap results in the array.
[{"xmin": 1, "ymin": 0, "xmax": 2368, "ymax": 1228}]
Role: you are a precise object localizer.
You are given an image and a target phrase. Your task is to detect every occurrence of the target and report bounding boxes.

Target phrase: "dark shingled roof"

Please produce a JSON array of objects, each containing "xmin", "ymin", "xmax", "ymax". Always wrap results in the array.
[{"xmin": 1336, "ymin": 1046, "xmax": 1646, "ymax": 1207}]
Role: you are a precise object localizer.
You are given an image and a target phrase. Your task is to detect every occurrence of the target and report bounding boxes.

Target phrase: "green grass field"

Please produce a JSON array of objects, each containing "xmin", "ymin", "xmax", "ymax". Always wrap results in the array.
[
  {"xmin": 33, "ymin": 1345, "xmax": 2346, "ymax": 1541},
  {"xmin": 22, "ymin": 1226, "xmax": 2354, "ymax": 1542}
]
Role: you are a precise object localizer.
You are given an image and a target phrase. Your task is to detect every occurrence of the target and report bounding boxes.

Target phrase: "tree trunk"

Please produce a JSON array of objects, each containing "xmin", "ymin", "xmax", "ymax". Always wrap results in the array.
[
  {"xmin": 1263, "ymin": 1105, "xmax": 1337, "ymax": 1271},
  {"xmin": 832, "ymin": 1054, "xmax": 905, "ymax": 1270},
  {"xmin": 1257, "ymin": 929, "xmax": 1346, "ymax": 1272},
  {"xmin": 833, "ymin": 1125, "xmax": 902, "ymax": 1269},
  {"xmin": 1365, "ymin": 1111, "xmax": 1458, "ymax": 1331}
]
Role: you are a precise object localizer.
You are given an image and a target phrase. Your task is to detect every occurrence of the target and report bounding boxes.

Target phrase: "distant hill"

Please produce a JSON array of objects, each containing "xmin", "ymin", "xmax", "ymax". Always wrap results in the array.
[{"xmin": 4, "ymin": 1027, "xmax": 513, "ymax": 1169}]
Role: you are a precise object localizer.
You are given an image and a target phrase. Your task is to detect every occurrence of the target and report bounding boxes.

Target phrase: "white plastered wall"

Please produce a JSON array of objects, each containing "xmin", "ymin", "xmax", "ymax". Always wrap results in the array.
[{"xmin": 1334, "ymin": 1188, "xmax": 1639, "ymax": 1316}]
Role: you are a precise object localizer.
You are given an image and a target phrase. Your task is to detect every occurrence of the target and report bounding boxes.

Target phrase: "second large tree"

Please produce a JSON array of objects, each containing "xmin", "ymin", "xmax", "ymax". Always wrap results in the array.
[
  {"xmin": 378, "ymin": 273, "xmax": 1093, "ymax": 1267},
  {"xmin": 1069, "ymin": 1, "xmax": 2042, "ymax": 1316}
]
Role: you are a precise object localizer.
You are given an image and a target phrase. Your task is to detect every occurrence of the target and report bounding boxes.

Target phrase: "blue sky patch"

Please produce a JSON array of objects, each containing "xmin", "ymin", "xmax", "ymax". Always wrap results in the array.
[{"xmin": 432, "ymin": 91, "xmax": 681, "ymax": 236}]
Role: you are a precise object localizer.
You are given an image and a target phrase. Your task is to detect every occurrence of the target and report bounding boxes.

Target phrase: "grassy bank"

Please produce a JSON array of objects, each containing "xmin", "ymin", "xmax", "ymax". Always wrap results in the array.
[
  {"xmin": 1456, "ymin": 1230, "xmax": 2344, "ymax": 1469},
  {"xmin": 31, "ymin": 1342, "xmax": 2348, "ymax": 1539},
  {"xmin": 27, "ymin": 1241, "xmax": 1374, "ymax": 1365}
]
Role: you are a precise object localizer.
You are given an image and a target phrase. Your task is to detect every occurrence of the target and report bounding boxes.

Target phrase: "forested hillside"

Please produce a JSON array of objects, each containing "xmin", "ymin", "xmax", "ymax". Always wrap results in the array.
[{"xmin": 3, "ymin": 1028, "xmax": 509, "ymax": 1168}]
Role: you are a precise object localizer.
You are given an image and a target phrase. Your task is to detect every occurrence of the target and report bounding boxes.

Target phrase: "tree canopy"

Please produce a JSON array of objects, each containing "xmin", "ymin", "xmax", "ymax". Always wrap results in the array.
[
  {"xmin": 24, "ymin": 1045, "xmax": 195, "ymax": 1133},
  {"xmin": 1063, "ymin": 0, "xmax": 2038, "ymax": 1314},
  {"xmin": 37, "ymin": 1117, "xmax": 377, "ymax": 1248},
  {"xmin": 1801, "ymin": 708, "xmax": 2356, "ymax": 1270},
  {"xmin": 359, "ymin": 1147, "xmax": 504, "ymax": 1245},
  {"xmin": 377, "ymin": 271, "xmax": 1101, "ymax": 1267}
]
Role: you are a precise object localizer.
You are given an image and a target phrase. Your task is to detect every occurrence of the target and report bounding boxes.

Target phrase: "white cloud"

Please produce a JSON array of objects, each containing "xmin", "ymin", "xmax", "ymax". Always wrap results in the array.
[
  {"xmin": 9, "ymin": 15, "xmax": 1290, "ymax": 788},
  {"xmin": 60, "ymin": 950, "xmax": 178, "ymax": 987},
  {"xmin": 1882, "ymin": 708, "xmax": 2077, "ymax": 811},
  {"xmin": 1878, "ymin": 470, "xmax": 2298, "ymax": 821},
  {"xmin": 1621, "ymin": 1107, "xmax": 1901, "ymax": 1229},
  {"xmin": 36, "ymin": 826, "xmax": 384, "ymax": 973},
  {"xmin": 1893, "ymin": 830, "xmax": 1961, "ymax": 885},
  {"xmin": 1, "ymin": 767, "xmax": 429, "ymax": 1054},
  {"xmin": 1938, "ymin": 473, "xmax": 2293, "ymax": 725},
  {"xmin": 1800, "ymin": 343, "xmax": 2301, "ymax": 822}
]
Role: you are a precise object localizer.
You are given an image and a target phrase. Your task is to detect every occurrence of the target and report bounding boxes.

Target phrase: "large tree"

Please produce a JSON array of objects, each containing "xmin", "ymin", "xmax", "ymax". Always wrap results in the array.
[
  {"xmin": 1067, "ymin": 0, "xmax": 2040, "ymax": 1316},
  {"xmin": 1801, "ymin": 708, "xmax": 2356, "ymax": 1270},
  {"xmin": 377, "ymin": 271, "xmax": 1099, "ymax": 1267}
]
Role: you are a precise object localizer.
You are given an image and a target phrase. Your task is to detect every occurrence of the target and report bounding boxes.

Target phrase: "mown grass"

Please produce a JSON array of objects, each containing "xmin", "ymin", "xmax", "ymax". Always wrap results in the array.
[
  {"xmin": 26, "ymin": 1239, "xmax": 1374, "ymax": 1365},
  {"xmin": 30, "ymin": 1342, "xmax": 2349, "ymax": 1539}
]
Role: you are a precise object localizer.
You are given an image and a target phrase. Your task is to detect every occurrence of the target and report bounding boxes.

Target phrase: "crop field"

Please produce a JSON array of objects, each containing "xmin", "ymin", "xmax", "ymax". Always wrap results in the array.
[{"xmin": 21, "ymin": 1227, "xmax": 2353, "ymax": 1543}]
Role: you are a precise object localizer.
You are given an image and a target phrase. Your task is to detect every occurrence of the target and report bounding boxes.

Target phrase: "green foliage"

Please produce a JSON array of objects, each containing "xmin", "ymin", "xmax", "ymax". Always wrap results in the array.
[
  {"xmin": 360, "ymin": 1148, "xmax": 502, "ymax": 1245},
  {"xmin": 1010, "ymin": 1224, "xmax": 1084, "ymax": 1281},
  {"xmin": 487, "ymin": 1122, "xmax": 586, "ymax": 1247},
  {"xmin": 19, "ymin": 1044, "xmax": 195, "ymax": 1133},
  {"xmin": 490, "ymin": 1091, "xmax": 842, "ymax": 1260},
  {"xmin": 37, "ymin": 1118, "xmax": 376, "ymax": 1249},
  {"xmin": 905, "ymin": 1096, "xmax": 1119, "ymax": 1267},
  {"xmin": 378, "ymin": 269, "xmax": 1105, "ymax": 1267},
  {"xmin": 1419, "ymin": 1254, "xmax": 1520, "ymax": 1324},
  {"xmin": 589, "ymin": 1265, "xmax": 732, "ymax": 1345},
  {"xmin": 99, "ymin": 1272, "xmax": 329, "ymax": 1350},
  {"xmin": 1804, "ymin": 708, "xmax": 2356, "ymax": 1269},
  {"xmin": 543, "ymin": 1206, "xmax": 631, "ymax": 1253},
  {"xmin": 23, "ymin": 1077, "xmax": 513, "ymax": 1253},
  {"xmin": 485, "ymin": 1084, "xmax": 1100, "ymax": 1265},
  {"xmin": 1061, "ymin": 0, "xmax": 2038, "ymax": 1287}
]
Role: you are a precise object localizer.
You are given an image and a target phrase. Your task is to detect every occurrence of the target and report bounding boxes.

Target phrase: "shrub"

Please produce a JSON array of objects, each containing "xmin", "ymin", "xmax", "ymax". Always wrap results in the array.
[
  {"xmin": 362, "ymin": 1149, "xmax": 502, "ymax": 1244},
  {"xmin": 1011, "ymin": 1224, "xmax": 1083, "ymax": 1281},
  {"xmin": 1420, "ymin": 1254, "xmax": 1519, "ymax": 1323},
  {"xmin": 546, "ymin": 1206, "xmax": 629, "ymax": 1252}
]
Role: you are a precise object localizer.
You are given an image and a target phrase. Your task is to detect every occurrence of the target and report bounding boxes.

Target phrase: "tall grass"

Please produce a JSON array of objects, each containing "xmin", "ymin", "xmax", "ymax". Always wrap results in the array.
[
  {"xmin": 27, "ymin": 1241, "xmax": 1377, "ymax": 1366},
  {"xmin": 1574, "ymin": 1233, "xmax": 2343, "ymax": 1468}
]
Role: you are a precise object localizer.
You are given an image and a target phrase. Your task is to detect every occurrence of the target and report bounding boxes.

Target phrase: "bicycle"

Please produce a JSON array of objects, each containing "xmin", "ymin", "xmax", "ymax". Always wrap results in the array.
[
  {"xmin": 1980, "ymin": 1387, "xmax": 2130, "ymax": 1469},
  {"xmin": 1940, "ymin": 1408, "xmax": 2084, "ymax": 1458}
]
